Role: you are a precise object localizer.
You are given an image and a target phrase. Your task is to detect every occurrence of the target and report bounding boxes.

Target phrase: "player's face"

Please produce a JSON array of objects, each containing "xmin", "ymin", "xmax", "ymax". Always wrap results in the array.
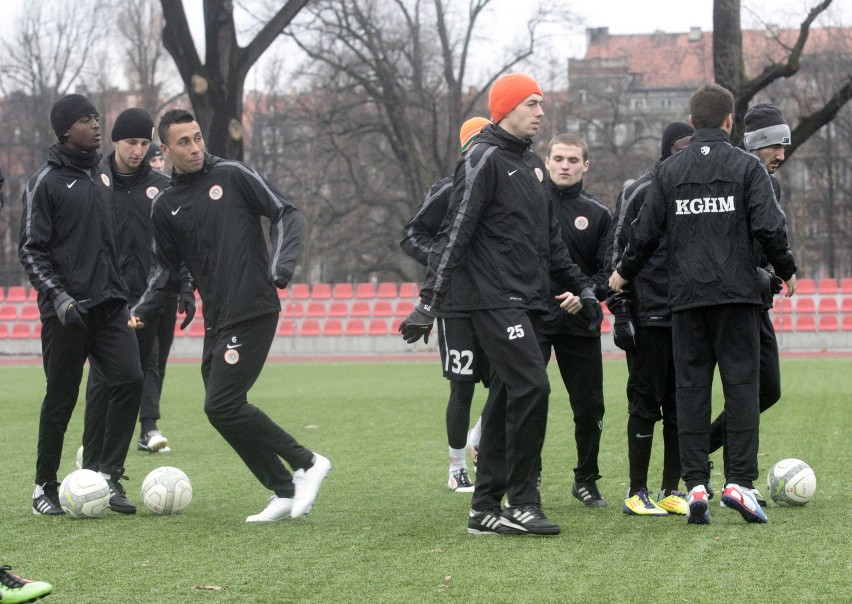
[
  {"xmin": 114, "ymin": 138, "xmax": 151, "ymax": 173},
  {"xmin": 499, "ymin": 94, "xmax": 544, "ymax": 140},
  {"xmin": 545, "ymin": 143, "xmax": 588, "ymax": 188},
  {"xmin": 162, "ymin": 121, "xmax": 206, "ymax": 174},
  {"xmin": 149, "ymin": 155, "xmax": 165, "ymax": 171},
  {"xmin": 755, "ymin": 144, "xmax": 786, "ymax": 174},
  {"xmin": 64, "ymin": 114, "xmax": 101, "ymax": 152},
  {"xmin": 670, "ymin": 134, "xmax": 692, "ymax": 156}
]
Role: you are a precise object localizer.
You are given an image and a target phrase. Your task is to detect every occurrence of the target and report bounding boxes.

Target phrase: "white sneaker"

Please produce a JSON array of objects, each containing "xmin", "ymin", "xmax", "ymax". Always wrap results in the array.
[
  {"xmin": 245, "ymin": 496, "xmax": 294, "ymax": 522},
  {"xmin": 291, "ymin": 453, "xmax": 332, "ymax": 518},
  {"xmin": 138, "ymin": 430, "xmax": 169, "ymax": 453}
]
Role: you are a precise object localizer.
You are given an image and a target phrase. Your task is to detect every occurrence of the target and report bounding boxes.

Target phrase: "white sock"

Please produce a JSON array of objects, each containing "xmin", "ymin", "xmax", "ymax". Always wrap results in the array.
[
  {"xmin": 449, "ymin": 447, "xmax": 467, "ymax": 472},
  {"xmin": 33, "ymin": 484, "xmax": 44, "ymax": 498},
  {"xmin": 468, "ymin": 417, "xmax": 483, "ymax": 447},
  {"xmin": 99, "ymin": 471, "xmax": 111, "ymax": 481}
]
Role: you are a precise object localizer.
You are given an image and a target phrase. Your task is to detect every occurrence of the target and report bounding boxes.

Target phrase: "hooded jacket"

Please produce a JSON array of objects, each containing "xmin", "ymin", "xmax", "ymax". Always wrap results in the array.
[
  {"xmin": 419, "ymin": 124, "xmax": 591, "ymax": 313},
  {"xmin": 139, "ymin": 153, "xmax": 302, "ymax": 333},
  {"xmin": 19, "ymin": 144, "xmax": 127, "ymax": 318},
  {"xmin": 617, "ymin": 128, "xmax": 796, "ymax": 311}
]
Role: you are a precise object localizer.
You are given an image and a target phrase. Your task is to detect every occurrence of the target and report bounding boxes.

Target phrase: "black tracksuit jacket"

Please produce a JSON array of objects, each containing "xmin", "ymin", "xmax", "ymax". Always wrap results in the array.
[
  {"xmin": 140, "ymin": 154, "xmax": 302, "ymax": 333},
  {"xmin": 419, "ymin": 124, "xmax": 592, "ymax": 313},
  {"xmin": 19, "ymin": 144, "xmax": 127, "ymax": 317},
  {"xmin": 400, "ymin": 175, "xmax": 452, "ymax": 266},
  {"xmin": 617, "ymin": 128, "xmax": 796, "ymax": 310},
  {"xmin": 540, "ymin": 179, "xmax": 612, "ymax": 336}
]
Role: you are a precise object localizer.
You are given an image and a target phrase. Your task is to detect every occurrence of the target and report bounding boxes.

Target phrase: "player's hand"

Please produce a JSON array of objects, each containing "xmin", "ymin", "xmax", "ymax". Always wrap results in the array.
[
  {"xmin": 274, "ymin": 278, "xmax": 288, "ymax": 289},
  {"xmin": 399, "ymin": 303, "xmax": 435, "ymax": 344},
  {"xmin": 757, "ymin": 267, "xmax": 784, "ymax": 297},
  {"xmin": 579, "ymin": 287, "xmax": 604, "ymax": 332},
  {"xmin": 784, "ymin": 274, "xmax": 797, "ymax": 297},
  {"xmin": 612, "ymin": 311, "xmax": 636, "ymax": 353},
  {"xmin": 128, "ymin": 315, "xmax": 145, "ymax": 330},
  {"xmin": 556, "ymin": 291, "xmax": 582, "ymax": 314},
  {"xmin": 178, "ymin": 290, "xmax": 196, "ymax": 330},
  {"xmin": 608, "ymin": 271, "xmax": 627, "ymax": 293},
  {"xmin": 53, "ymin": 292, "xmax": 87, "ymax": 331}
]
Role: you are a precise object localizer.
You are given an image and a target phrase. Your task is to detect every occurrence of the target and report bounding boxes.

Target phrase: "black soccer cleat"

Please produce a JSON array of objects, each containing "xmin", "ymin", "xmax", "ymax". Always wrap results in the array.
[
  {"xmin": 468, "ymin": 509, "xmax": 522, "ymax": 535},
  {"xmin": 500, "ymin": 505, "xmax": 561, "ymax": 535},
  {"xmin": 32, "ymin": 481, "xmax": 64, "ymax": 516},
  {"xmin": 107, "ymin": 472, "xmax": 136, "ymax": 514},
  {"xmin": 572, "ymin": 479, "xmax": 608, "ymax": 507}
]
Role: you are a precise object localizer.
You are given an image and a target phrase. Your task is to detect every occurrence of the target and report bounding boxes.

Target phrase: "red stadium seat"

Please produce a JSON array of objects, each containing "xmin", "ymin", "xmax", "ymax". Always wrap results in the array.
[
  {"xmin": 376, "ymin": 282, "xmax": 398, "ymax": 298},
  {"xmin": 11, "ymin": 323, "xmax": 31, "ymax": 339},
  {"xmin": 600, "ymin": 316, "xmax": 611, "ymax": 333},
  {"xmin": 291, "ymin": 283, "xmax": 311, "ymax": 299},
  {"xmin": 600, "ymin": 301, "xmax": 610, "ymax": 316},
  {"xmin": 322, "ymin": 319, "xmax": 343, "ymax": 336},
  {"xmin": 277, "ymin": 287, "xmax": 288, "ymax": 300},
  {"xmin": 344, "ymin": 319, "xmax": 366, "ymax": 336},
  {"xmin": 840, "ymin": 278, "xmax": 852, "ymax": 294},
  {"xmin": 367, "ymin": 319, "xmax": 389, "ymax": 335},
  {"xmin": 306, "ymin": 302, "xmax": 327, "ymax": 318},
  {"xmin": 817, "ymin": 278, "xmax": 838, "ymax": 294},
  {"xmin": 5, "ymin": 287, "xmax": 26, "ymax": 303},
  {"xmin": 0, "ymin": 323, "xmax": 8, "ymax": 338},
  {"xmin": 355, "ymin": 283, "xmax": 376, "ymax": 299},
  {"xmin": 773, "ymin": 315, "xmax": 792, "ymax": 332},
  {"xmin": 394, "ymin": 300, "xmax": 414, "ymax": 317},
  {"xmin": 818, "ymin": 315, "xmax": 838, "ymax": 332},
  {"xmin": 33, "ymin": 322, "xmax": 42, "ymax": 338},
  {"xmin": 796, "ymin": 278, "xmax": 815, "ymax": 294},
  {"xmin": 795, "ymin": 298, "xmax": 815, "ymax": 314},
  {"xmin": 300, "ymin": 320, "xmax": 321, "ymax": 336},
  {"xmin": 0, "ymin": 288, "xmax": 5, "ymax": 303},
  {"xmin": 841, "ymin": 297, "xmax": 852, "ymax": 313},
  {"xmin": 843, "ymin": 315, "xmax": 852, "ymax": 331},
  {"xmin": 0, "ymin": 305, "xmax": 18, "ymax": 321},
  {"xmin": 188, "ymin": 322, "xmax": 206, "ymax": 337},
  {"xmin": 773, "ymin": 298, "xmax": 793, "ymax": 313},
  {"xmin": 327, "ymin": 301, "xmax": 349, "ymax": 318},
  {"xmin": 332, "ymin": 283, "xmax": 353, "ymax": 299},
  {"xmin": 372, "ymin": 301, "xmax": 393, "ymax": 317},
  {"xmin": 277, "ymin": 320, "xmax": 296, "ymax": 336},
  {"xmin": 350, "ymin": 301, "xmax": 371, "ymax": 317},
  {"xmin": 795, "ymin": 315, "xmax": 816, "ymax": 332},
  {"xmin": 173, "ymin": 322, "xmax": 186, "ymax": 337},
  {"xmin": 818, "ymin": 298, "xmax": 838, "ymax": 314},
  {"xmin": 27, "ymin": 288, "xmax": 38, "ymax": 301},
  {"xmin": 398, "ymin": 282, "xmax": 420, "ymax": 298},
  {"xmin": 311, "ymin": 283, "xmax": 331, "ymax": 300},
  {"xmin": 282, "ymin": 302, "xmax": 305, "ymax": 318},
  {"xmin": 19, "ymin": 304, "xmax": 40, "ymax": 321},
  {"xmin": 390, "ymin": 318, "xmax": 403, "ymax": 333}
]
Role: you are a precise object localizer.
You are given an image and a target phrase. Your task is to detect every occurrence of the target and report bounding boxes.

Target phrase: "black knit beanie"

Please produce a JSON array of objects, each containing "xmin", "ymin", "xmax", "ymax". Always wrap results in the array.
[
  {"xmin": 743, "ymin": 103, "xmax": 790, "ymax": 150},
  {"xmin": 111, "ymin": 108, "xmax": 155, "ymax": 142},
  {"xmin": 660, "ymin": 122, "xmax": 694, "ymax": 160},
  {"xmin": 50, "ymin": 94, "xmax": 98, "ymax": 140},
  {"xmin": 145, "ymin": 142, "xmax": 163, "ymax": 161}
]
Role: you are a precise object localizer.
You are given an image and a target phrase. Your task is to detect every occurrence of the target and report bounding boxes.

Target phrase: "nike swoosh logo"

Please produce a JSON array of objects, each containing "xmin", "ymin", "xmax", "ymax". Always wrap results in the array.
[
  {"xmin": 67, "ymin": 180, "xmax": 77, "ymax": 189},
  {"xmin": 226, "ymin": 343, "xmax": 242, "ymax": 349},
  {"xmin": 635, "ymin": 433, "xmax": 653, "ymax": 439},
  {"xmin": 508, "ymin": 170, "xmax": 517, "ymax": 176},
  {"xmin": 171, "ymin": 206, "xmax": 182, "ymax": 215}
]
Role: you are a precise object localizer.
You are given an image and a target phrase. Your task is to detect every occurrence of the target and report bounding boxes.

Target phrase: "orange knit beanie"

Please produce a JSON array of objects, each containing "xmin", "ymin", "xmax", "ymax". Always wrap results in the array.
[
  {"xmin": 488, "ymin": 73, "xmax": 543, "ymax": 124},
  {"xmin": 459, "ymin": 117, "xmax": 490, "ymax": 151}
]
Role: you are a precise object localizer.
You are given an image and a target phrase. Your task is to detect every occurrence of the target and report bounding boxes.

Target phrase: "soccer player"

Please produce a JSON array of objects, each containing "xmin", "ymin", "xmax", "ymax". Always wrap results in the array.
[
  {"xmin": 710, "ymin": 103, "xmax": 792, "ymax": 506},
  {"xmin": 0, "ymin": 564, "xmax": 53, "ymax": 603},
  {"xmin": 400, "ymin": 116, "xmax": 491, "ymax": 493},
  {"xmin": 20, "ymin": 94, "xmax": 144, "ymax": 516},
  {"xmin": 540, "ymin": 134, "xmax": 612, "ymax": 507},
  {"xmin": 608, "ymin": 122, "xmax": 694, "ymax": 517},
  {"xmin": 400, "ymin": 73, "xmax": 601, "ymax": 536},
  {"xmin": 131, "ymin": 109, "xmax": 330, "ymax": 523},
  {"xmin": 610, "ymin": 84, "xmax": 798, "ymax": 525},
  {"xmin": 146, "ymin": 141, "xmax": 166, "ymax": 172}
]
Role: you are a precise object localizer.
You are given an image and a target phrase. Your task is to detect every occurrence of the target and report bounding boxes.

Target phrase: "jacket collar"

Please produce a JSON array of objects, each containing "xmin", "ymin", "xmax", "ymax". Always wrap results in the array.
[
  {"xmin": 692, "ymin": 128, "xmax": 730, "ymax": 143},
  {"xmin": 477, "ymin": 123, "xmax": 534, "ymax": 154},
  {"xmin": 171, "ymin": 153, "xmax": 219, "ymax": 185},
  {"xmin": 548, "ymin": 178, "xmax": 582, "ymax": 200}
]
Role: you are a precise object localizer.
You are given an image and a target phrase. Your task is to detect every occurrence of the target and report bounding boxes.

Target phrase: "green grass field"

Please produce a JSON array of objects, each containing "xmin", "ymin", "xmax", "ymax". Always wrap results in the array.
[{"xmin": 0, "ymin": 357, "xmax": 849, "ymax": 603}]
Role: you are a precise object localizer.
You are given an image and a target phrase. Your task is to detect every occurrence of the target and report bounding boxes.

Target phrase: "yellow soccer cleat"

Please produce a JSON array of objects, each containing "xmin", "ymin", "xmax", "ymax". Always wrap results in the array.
[
  {"xmin": 622, "ymin": 489, "xmax": 668, "ymax": 516},
  {"xmin": 656, "ymin": 490, "xmax": 689, "ymax": 515}
]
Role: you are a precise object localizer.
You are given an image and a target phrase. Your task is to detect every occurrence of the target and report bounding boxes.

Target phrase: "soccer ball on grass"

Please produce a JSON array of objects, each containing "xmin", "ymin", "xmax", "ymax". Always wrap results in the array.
[
  {"xmin": 59, "ymin": 469, "xmax": 111, "ymax": 518},
  {"xmin": 767, "ymin": 458, "xmax": 816, "ymax": 506},
  {"xmin": 141, "ymin": 466, "xmax": 193, "ymax": 515}
]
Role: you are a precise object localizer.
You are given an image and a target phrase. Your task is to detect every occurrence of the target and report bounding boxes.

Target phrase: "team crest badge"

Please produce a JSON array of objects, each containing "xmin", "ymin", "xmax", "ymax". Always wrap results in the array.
[
  {"xmin": 701, "ymin": 146, "xmax": 710, "ymax": 155},
  {"xmin": 574, "ymin": 216, "xmax": 589, "ymax": 230},
  {"xmin": 209, "ymin": 185, "xmax": 223, "ymax": 200},
  {"xmin": 224, "ymin": 349, "xmax": 240, "ymax": 365},
  {"xmin": 534, "ymin": 167, "xmax": 544, "ymax": 182},
  {"xmin": 146, "ymin": 186, "xmax": 159, "ymax": 199},
  {"xmin": 101, "ymin": 174, "xmax": 111, "ymax": 186}
]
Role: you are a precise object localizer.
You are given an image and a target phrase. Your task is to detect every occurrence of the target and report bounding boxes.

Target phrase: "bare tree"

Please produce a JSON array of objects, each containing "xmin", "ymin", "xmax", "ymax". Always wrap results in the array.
[
  {"xmin": 714, "ymin": 0, "xmax": 852, "ymax": 156},
  {"xmin": 159, "ymin": 0, "xmax": 309, "ymax": 160}
]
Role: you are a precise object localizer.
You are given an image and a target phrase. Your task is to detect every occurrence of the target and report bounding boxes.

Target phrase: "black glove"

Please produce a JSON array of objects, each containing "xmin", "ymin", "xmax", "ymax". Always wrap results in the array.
[
  {"xmin": 274, "ymin": 278, "xmax": 288, "ymax": 289},
  {"xmin": 399, "ymin": 303, "xmax": 435, "ymax": 344},
  {"xmin": 593, "ymin": 282, "xmax": 609, "ymax": 302},
  {"xmin": 769, "ymin": 273, "xmax": 783, "ymax": 295},
  {"xmin": 612, "ymin": 311, "xmax": 637, "ymax": 353},
  {"xmin": 178, "ymin": 290, "xmax": 196, "ymax": 330},
  {"xmin": 53, "ymin": 292, "xmax": 87, "ymax": 330},
  {"xmin": 579, "ymin": 287, "xmax": 604, "ymax": 332}
]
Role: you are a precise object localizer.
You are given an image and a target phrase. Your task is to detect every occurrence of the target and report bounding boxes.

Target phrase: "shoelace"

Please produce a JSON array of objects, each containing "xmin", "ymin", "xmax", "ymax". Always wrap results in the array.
[
  {"xmin": 584, "ymin": 482, "xmax": 603, "ymax": 500},
  {"xmin": 109, "ymin": 475, "xmax": 130, "ymax": 496},
  {"xmin": 0, "ymin": 566, "xmax": 27, "ymax": 589}
]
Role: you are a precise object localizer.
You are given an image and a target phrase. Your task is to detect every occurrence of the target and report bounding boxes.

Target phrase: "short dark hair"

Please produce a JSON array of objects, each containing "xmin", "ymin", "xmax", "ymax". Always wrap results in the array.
[
  {"xmin": 689, "ymin": 84, "xmax": 734, "ymax": 130},
  {"xmin": 547, "ymin": 133, "xmax": 589, "ymax": 161},
  {"xmin": 158, "ymin": 108, "xmax": 196, "ymax": 145}
]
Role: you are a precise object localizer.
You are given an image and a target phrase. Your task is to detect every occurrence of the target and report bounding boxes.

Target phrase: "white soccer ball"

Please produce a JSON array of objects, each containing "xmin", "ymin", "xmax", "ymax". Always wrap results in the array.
[
  {"xmin": 141, "ymin": 466, "xmax": 193, "ymax": 515},
  {"xmin": 59, "ymin": 469, "xmax": 111, "ymax": 518},
  {"xmin": 767, "ymin": 458, "xmax": 816, "ymax": 506}
]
